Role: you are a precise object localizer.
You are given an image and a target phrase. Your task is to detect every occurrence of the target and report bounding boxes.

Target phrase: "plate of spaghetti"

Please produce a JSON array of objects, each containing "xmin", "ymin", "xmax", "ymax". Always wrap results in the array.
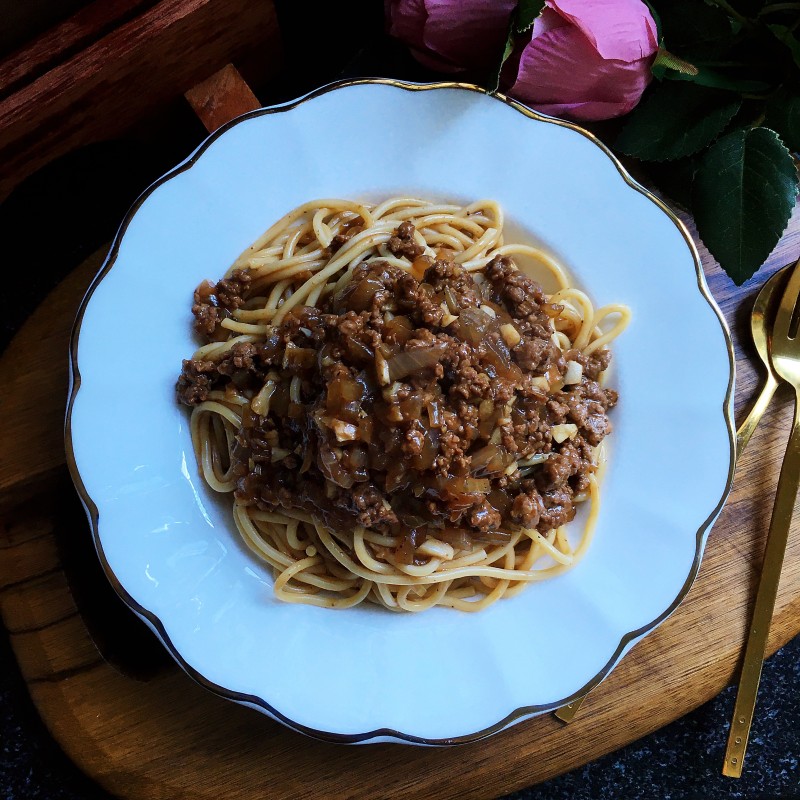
[{"xmin": 67, "ymin": 79, "xmax": 734, "ymax": 744}]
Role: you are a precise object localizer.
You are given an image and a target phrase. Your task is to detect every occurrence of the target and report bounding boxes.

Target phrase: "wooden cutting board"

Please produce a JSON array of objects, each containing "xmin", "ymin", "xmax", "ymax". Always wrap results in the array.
[{"xmin": 1, "ymin": 68, "xmax": 800, "ymax": 800}]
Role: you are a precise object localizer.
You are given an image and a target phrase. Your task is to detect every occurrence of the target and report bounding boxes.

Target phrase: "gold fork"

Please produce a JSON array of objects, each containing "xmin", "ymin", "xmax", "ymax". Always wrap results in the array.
[{"xmin": 723, "ymin": 260, "xmax": 800, "ymax": 777}]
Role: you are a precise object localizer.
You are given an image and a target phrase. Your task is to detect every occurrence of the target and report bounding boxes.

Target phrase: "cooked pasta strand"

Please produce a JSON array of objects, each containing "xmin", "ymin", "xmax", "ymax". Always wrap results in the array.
[{"xmin": 183, "ymin": 198, "xmax": 629, "ymax": 612}]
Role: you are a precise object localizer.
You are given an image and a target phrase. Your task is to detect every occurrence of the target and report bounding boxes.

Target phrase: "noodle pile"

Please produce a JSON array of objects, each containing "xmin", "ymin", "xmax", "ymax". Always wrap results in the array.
[{"xmin": 181, "ymin": 198, "xmax": 630, "ymax": 612}]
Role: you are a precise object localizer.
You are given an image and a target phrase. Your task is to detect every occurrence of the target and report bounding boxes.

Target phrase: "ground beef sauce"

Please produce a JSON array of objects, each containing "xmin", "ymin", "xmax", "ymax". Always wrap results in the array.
[{"xmin": 178, "ymin": 225, "xmax": 618, "ymax": 562}]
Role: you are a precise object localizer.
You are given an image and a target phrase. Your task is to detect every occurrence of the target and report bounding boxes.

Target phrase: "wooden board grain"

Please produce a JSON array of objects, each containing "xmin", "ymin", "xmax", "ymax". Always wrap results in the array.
[
  {"xmin": 2, "ymin": 69, "xmax": 800, "ymax": 797},
  {"xmin": 0, "ymin": 0, "xmax": 155, "ymax": 96},
  {"xmin": 0, "ymin": 0, "xmax": 282, "ymax": 201}
]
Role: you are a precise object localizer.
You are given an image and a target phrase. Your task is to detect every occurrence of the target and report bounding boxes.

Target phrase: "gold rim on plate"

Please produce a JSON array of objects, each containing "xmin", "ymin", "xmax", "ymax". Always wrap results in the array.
[{"xmin": 65, "ymin": 78, "xmax": 736, "ymax": 745}]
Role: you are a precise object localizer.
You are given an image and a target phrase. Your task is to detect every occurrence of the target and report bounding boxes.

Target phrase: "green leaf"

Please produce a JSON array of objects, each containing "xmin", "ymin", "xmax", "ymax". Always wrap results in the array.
[
  {"xmin": 515, "ymin": 0, "xmax": 545, "ymax": 33},
  {"xmin": 658, "ymin": 0, "xmax": 733, "ymax": 58},
  {"xmin": 764, "ymin": 87, "xmax": 800, "ymax": 151},
  {"xmin": 725, "ymin": 0, "xmax": 768, "ymax": 16},
  {"xmin": 705, "ymin": 0, "xmax": 766, "ymax": 19},
  {"xmin": 662, "ymin": 65, "xmax": 770, "ymax": 92},
  {"xmin": 647, "ymin": 157, "xmax": 700, "ymax": 211},
  {"xmin": 652, "ymin": 47, "xmax": 701, "ymax": 78},
  {"xmin": 615, "ymin": 82, "xmax": 741, "ymax": 161},
  {"xmin": 693, "ymin": 127, "xmax": 799, "ymax": 284},
  {"xmin": 487, "ymin": 25, "xmax": 515, "ymax": 93},
  {"xmin": 768, "ymin": 23, "xmax": 800, "ymax": 69}
]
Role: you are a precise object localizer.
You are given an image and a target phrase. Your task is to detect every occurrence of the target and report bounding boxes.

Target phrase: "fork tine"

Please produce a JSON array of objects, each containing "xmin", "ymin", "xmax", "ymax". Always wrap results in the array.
[{"xmin": 772, "ymin": 259, "xmax": 800, "ymax": 344}]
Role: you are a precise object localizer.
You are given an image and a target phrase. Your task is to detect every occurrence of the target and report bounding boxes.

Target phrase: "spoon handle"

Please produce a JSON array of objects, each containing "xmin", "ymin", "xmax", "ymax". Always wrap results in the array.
[
  {"xmin": 736, "ymin": 373, "xmax": 779, "ymax": 456},
  {"xmin": 723, "ymin": 388, "xmax": 800, "ymax": 777}
]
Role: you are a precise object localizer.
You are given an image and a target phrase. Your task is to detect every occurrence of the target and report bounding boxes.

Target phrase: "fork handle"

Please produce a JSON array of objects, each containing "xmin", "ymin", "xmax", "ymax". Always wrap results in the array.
[
  {"xmin": 736, "ymin": 373, "xmax": 779, "ymax": 456},
  {"xmin": 723, "ymin": 388, "xmax": 800, "ymax": 777}
]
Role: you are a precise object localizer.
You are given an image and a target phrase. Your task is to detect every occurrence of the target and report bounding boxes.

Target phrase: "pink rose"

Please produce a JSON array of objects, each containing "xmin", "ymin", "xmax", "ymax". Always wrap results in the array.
[
  {"xmin": 503, "ymin": 0, "xmax": 659, "ymax": 120},
  {"xmin": 385, "ymin": 0, "xmax": 517, "ymax": 73},
  {"xmin": 385, "ymin": 0, "xmax": 659, "ymax": 121}
]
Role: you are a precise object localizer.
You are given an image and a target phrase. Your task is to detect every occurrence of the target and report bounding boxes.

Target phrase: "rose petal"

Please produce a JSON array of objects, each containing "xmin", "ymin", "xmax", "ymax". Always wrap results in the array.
[
  {"xmin": 408, "ymin": 45, "xmax": 466, "ymax": 73},
  {"xmin": 531, "ymin": 98, "xmax": 645, "ymax": 121},
  {"xmin": 385, "ymin": 0, "xmax": 429, "ymax": 50},
  {"xmin": 529, "ymin": 4, "xmax": 567, "ymax": 39},
  {"xmin": 547, "ymin": 0, "xmax": 658, "ymax": 62},
  {"xmin": 502, "ymin": 7, "xmax": 564, "ymax": 86},
  {"xmin": 386, "ymin": 0, "xmax": 465, "ymax": 73},
  {"xmin": 506, "ymin": 25, "xmax": 653, "ymax": 120},
  {"xmin": 421, "ymin": 0, "xmax": 517, "ymax": 71}
]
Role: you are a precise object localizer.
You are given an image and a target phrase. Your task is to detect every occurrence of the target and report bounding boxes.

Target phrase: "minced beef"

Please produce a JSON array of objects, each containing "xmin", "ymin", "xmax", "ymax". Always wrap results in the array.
[
  {"xmin": 176, "ymin": 358, "xmax": 219, "ymax": 405},
  {"xmin": 387, "ymin": 220, "xmax": 424, "ymax": 260},
  {"xmin": 190, "ymin": 269, "xmax": 252, "ymax": 336},
  {"xmin": 178, "ymin": 236, "xmax": 619, "ymax": 557}
]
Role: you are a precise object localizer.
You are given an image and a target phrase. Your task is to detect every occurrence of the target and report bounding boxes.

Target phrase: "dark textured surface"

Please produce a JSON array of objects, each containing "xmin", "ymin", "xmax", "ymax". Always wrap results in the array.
[
  {"xmin": 505, "ymin": 636, "xmax": 800, "ymax": 799},
  {"xmin": 2, "ymin": 2, "xmax": 800, "ymax": 798},
  {"xmin": 1, "ymin": 620, "xmax": 799, "ymax": 800}
]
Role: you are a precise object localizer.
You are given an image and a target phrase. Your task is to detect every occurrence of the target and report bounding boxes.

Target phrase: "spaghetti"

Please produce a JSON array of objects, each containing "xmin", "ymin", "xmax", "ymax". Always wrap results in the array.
[{"xmin": 177, "ymin": 198, "xmax": 630, "ymax": 612}]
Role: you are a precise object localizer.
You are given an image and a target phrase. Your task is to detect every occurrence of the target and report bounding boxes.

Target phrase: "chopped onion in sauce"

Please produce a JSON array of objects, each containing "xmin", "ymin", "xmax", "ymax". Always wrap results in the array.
[
  {"xmin": 563, "ymin": 360, "xmax": 584, "ymax": 385},
  {"xmin": 469, "ymin": 443, "xmax": 514, "ymax": 477},
  {"xmin": 517, "ymin": 452, "xmax": 552, "ymax": 467},
  {"xmin": 417, "ymin": 537, "xmax": 455, "ymax": 561},
  {"xmin": 386, "ymin": 345, "xmax": 447, "ymax": 381},
  {"xmin": 500, "ymin": 322, "xmax": 521, "ymax": 347},
  {"xmin": 552, "ymin": 423, "xmax": 579, "ymax": 443}
]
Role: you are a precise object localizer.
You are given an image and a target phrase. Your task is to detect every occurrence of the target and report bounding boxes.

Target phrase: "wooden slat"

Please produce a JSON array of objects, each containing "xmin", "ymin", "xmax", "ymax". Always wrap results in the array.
[
  {"xmin": 0, "ymin": 249, "xmax": 105, "ymax": 510},
  {"xmin": 15, "ymin": 612, "xmax": 105, "ymax": 683},
  {"xmin": 185, "ymin": 63, "xmax": 261, "ymax": 133},
  {"xmin": 0, "ymin": 0, "xmax": 156, "ymax": 98},
  {"xmin": 0, "ymin": 0, "xmax": 281, "ymax": 201}
]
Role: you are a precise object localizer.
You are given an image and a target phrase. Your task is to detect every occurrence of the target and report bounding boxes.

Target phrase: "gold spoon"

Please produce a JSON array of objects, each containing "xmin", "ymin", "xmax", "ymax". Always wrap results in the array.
[{"xmin": 555, "ymin": 265, "xmax": 792, "ymax": 727}]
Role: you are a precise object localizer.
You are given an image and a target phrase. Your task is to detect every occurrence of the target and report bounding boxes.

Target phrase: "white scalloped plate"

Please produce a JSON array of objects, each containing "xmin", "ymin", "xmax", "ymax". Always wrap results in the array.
[{"xmin": 67, "ymin": 80, "xmax": 735, "ymax": 744}]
